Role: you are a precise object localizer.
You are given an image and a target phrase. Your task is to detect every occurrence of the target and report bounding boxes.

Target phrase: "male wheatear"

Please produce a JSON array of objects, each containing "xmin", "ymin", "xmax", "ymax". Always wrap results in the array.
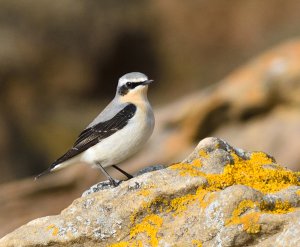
[{"xmin": 36, "ymin": 72, "xmax": 155, "ymax": 186}]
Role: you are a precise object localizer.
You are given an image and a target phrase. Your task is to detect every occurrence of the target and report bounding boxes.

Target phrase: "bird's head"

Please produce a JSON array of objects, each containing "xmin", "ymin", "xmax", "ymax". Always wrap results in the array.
[{"xmin": 116, "ymin": 72, "xmax": 153, "ymax": 102}]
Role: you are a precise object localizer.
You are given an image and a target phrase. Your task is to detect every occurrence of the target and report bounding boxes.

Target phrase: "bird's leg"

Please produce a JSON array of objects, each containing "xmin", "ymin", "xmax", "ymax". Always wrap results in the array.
[
  {"xmin": 95, "ymin": 162, "xmax": 120, "ymax": 187},
  {"xmin": 112, "ymin": 165, "xmax": 133, "ymax": 179}
]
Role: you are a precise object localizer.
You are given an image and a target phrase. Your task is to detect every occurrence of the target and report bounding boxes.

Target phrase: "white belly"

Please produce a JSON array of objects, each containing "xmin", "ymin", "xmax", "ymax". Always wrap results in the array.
[{"xmin": 80, "ymin": 107, "xmax": 154, "ymax": 167}]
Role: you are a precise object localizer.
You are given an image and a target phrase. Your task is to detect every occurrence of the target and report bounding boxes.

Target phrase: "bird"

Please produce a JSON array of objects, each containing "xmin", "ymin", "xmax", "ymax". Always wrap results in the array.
[{"xmin": 35, "ymin": 72, "xmax": 155, "ymax": 186}]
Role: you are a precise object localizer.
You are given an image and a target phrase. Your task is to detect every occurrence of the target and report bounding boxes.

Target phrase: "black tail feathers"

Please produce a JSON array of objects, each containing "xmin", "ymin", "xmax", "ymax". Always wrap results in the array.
[
  {"xmin": 34, "ymin": 166, "xmax": 53, "ymax": 180},
  {"xmin": 34, "ymin": 163, "xmax": 57, "ymax": 180}
]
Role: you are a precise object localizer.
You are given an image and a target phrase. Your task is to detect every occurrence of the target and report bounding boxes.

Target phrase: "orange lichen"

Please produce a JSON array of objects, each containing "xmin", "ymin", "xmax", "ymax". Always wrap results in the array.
[
  {"xmin": 171, "ymin": 151, "xmax": 300, "ymax": 194},
  {"xmin": 46, "ymin": 224, "xmax": 59, "ymax": 236},
  {"xmin": 192, "ymin": 239, "xmax": 203, "ymax": 247},
  {"xmin": 130, "ymin": 214, "xmax": 163, "ymax": 247}
]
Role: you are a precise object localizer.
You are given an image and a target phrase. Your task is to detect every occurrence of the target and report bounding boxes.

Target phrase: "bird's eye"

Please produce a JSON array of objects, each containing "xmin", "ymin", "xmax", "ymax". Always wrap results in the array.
[{"xmin": 127, "ymin": 82, "xmax": 134, "ymax": 89}]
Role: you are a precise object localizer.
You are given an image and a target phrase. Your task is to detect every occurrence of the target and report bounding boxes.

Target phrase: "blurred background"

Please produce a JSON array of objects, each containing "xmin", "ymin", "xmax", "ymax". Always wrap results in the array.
[{"xmin": 1, "ymin": 0, "xmax": 300, "ymax": 237}]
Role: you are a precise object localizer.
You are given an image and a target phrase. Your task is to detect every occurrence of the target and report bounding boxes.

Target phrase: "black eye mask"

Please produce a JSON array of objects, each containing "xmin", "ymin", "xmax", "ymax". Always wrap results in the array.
[
  {"xmin": 118, "ymin": 85, "xmax": 129, "ymax": 96},
  {"xmin": 118, "ymin": 81, "xmax": 143, "ymax": 95},
  {"xmin": 126, "ymin": 82, "xmax": 141, "ymax": 89}
]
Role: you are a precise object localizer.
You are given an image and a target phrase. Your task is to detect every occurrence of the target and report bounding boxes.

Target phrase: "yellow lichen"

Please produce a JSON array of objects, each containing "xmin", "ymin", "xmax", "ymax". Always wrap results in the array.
[
  {"xmin": 109, "ymin": 241, "xmax": 142, "ymax": 247},
  {"xmin": 260, "ymin": 200, "xmax": 295, "ymax": 214},
  {"xmin": 226, "ymin": 200, "xmax": 261, "ymax": 234},
  {"xmin": 168, "ymin": 188, "xmax": 215, "ymax": 216},
  {"xmin": 128, "ymin": 189, "xmax": 214, "ymax": 246},
  {"xmin": 46, "ymin": 224, "xmax": 59, "ymax": 236},
  {"xmin": 192, "ymin": 239, "xmax": 203, "ymax": 247},
  {"xmin": 109, "ymin": 240, "xmax": 143, "ymax": 247},
  {"xmin": 137, "ymin": 185, "xmax": 156, "ymax": 197},
  {"xmin": 111, "ymin": 215, "xmax": 163, "ymax": 247},
  {"xmin": 199, "ymin": 150, "xmax": 208, "ymax": 158},
  {"xmin": 130, "ymin": 214, "xmax": 163, "ymax": 247},
  {"xmin": 109, "ymin": 243, "xmax": 130, "ymax": 247},
  {"xmin": 239, "ymin": 212, "xmax": 261, "ymax": 234},
  {"xmin": 171, "ymin": 151, "xmax": 300, "ymax": 194},
  {"xmin": 226, "ymin": 199, "xmax": 295, "ymax": 234},
  {"xmin": 296, "ymin": 190, "xmax": 300, "ymax": 197},
  {"xmin": 130, "ymin": 196, "xmax": 168, "ymax": 224},
  {"xmin": 199, "ymin": 191, "xmax": 215, "ymax": 208},
  {"xmin": 138, "ymin": 189, "xmax": 151, "ymax": 197},
  {"xmin": 118, "ymin": 149, "xmax": 299, "ymax": 245},
  {"xmin": 231, "ymin": 200, "xmax": 258, "ymax": 218},
  {"xmin": 171, "ymin": 159, "xmax": 204, "ymax": 177},
  {"xmin": 169, "ymin": 193, "xmax": 198, "ymax": 215}
]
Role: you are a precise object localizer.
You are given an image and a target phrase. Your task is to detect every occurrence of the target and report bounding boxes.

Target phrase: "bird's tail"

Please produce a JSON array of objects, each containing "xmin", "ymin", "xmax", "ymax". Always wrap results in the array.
[
  {"xmin": 34, "ymin": 167, "xmax": 52, "ymax": 180},
  {"xmin": 34, "ymin": 162, "xmax": 59, "ymax": 180}
]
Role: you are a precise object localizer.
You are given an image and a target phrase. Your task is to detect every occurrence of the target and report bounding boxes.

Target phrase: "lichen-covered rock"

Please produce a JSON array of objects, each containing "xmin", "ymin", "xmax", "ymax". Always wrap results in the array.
[{"xmin": 1, "ymin": 137, "xmax": 300, "ymax": 247}]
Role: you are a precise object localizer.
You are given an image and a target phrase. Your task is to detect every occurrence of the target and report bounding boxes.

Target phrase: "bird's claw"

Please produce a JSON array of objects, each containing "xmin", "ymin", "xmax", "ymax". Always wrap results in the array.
[{"xmin": 109, "ymin": 178, "xmax": 122, "ymax": 187}]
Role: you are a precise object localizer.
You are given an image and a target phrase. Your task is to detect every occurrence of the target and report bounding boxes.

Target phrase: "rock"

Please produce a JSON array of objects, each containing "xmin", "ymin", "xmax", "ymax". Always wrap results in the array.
[
  {"xmin": 81, "ymin": 165, "xmax": 165, "ymax": 197},
  {"xmin": 1, "ymin": 138, "xmax": 300, "ymax": 246},
  {"xmin": 2, "ymin": 38, "xmax": 300, "ymax": 239},
  {"xmin": 81, "ymin": 180, "xmax": 122, "ymax": 197},
  {"xmin": 0, "ymin": 164, "xmax": 105, "ymax": 238}
]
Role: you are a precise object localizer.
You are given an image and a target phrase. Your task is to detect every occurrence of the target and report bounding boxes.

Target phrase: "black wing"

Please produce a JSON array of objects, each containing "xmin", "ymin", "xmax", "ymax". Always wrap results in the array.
[{"xmin": 51, "ymin": 103, "xmax": 137, "ymax": 167}]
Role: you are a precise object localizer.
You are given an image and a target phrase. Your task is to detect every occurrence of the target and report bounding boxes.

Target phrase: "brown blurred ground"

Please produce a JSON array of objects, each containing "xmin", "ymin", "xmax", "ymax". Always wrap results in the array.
[{"xmin": 1, "ymin": 0, "xmax": 300, "ymax": 238}]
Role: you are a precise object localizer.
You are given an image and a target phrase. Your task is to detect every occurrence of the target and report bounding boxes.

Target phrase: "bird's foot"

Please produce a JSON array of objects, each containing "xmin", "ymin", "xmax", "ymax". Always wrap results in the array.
[{"xmin": 109, "ymin": 178, "xmax": 122, "ymax": 187}]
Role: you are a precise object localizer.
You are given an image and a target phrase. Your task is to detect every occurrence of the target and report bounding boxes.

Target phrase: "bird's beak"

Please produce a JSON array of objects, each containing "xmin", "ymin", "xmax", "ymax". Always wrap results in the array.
[{"xmin": 142, "ymin": 79, "xmax": 154, "ymax": 85}]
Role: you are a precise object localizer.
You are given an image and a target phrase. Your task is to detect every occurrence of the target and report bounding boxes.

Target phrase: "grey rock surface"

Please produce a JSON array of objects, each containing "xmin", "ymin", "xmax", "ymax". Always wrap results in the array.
[{"xmin": 1, "ymin": 137, "xmax": 300, "ymax": 246}]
